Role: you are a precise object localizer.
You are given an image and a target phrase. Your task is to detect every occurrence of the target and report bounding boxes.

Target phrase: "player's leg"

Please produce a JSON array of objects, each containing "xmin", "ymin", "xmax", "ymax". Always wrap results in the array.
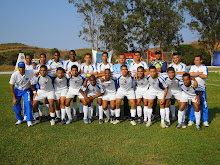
[
  {"xmin": 165, "ymin": 98, "xmax": 171, "ymax": 126},
  {"xmin": 72, "ymin": 96, "xmax": 77, "ymax": 119},
  {"xmin": 98, "ymin": 98, "xmax": 104, "ymax": 124},
  {"xmin": 23, "ymin": 89, "xmax": 33, "ymax": 127},
  {"xmin": 12, "ymin": 91, "xmax": 23, "ymax": 124},
  {"xmin": 146, "ymin": 99, "xmax": 154, "ymax": 127},
  {"xmin": 80, "ymin": 98, "xmax": 89, "ymax": 124},
  {"xmin": 136, "ymin": 98, "xmax": 143, "ymax": 124},
  {"xmin": 129, "ymin": 99, "xmax": 137, "ymax": 125},
  {"xmin": 143, "ymin": 98, "xmax": 148, "ymax": 125},
  {"xmin": 170, "ymin": 98, "xmax": 176, "ymax": 121},
  {"xmin": 176, "ymin": 102, "xmax": 187, "ymax": 129},
  {"xmin": 102, "ymin": 100, "xmax": 110, "ymax": 123},
  {"xmin": 114, "ymin": 98, "xmax": 122, "ymax": 124},
  {"xmin": 60, "ymin": 96, "xmax": 66, "ymax": 125},
  {"xmin": 158, "ymin": 98, "xmax": 167, "ymax": 128},
  {"xmin": 32, "ymin": 99, "xmax": 41, "ymax": 125},
  {"xmin": 55, "ymin": 99, "xmax": 61, "ymax": 122},
  {"xmin": 200, "ymin": 90, "xmax": 209, "ymax": 126},
  {"xmin": 192, "ymin": 101, "xmax": 201, "ymax": 130},
  {"xmin": 65, "ymin": 98, "xmax": 73, "ymax": 124},
  {"xmin": 48, "ymin": 99, "xmax": 55, "ymax": 126},
  {"xmin": 110, "ymin": 99, "xmax": 116, "ymax": 123},
  {"xmin": 44, "ymin": 98, "xmax": 49, "ymax": 119}
]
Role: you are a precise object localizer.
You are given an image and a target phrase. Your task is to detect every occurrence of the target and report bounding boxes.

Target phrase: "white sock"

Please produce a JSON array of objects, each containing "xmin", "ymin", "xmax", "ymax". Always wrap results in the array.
[
  {"xmin": 34, "ymin": 112, "xmax": 39, "ymax": 119},
  {"xmin": 96, "ymin": 104, "xmax": 99, "ymax": 116},
  {"xmin": 111, "ymin": 109, "xmax": 115, "ymax": 117},
  {"xmin": 160, "ymin": 108, "xmax": 165, "ymax": 123},
  {"xmin": 182, "ymin": 106, "xmax": 186, "ymax": 122},
  {"xmin": 66, "ymin": 106, "xmax": 72, "ymax": 119},
  {"xmin": 104, "ymin": 109, "xmax": 110, "ymax": 118},
  {"xmin": 83, "ymin": 105, "xmax": 88, "ymax": 119},
  {"xmin": 50, "ymin": 112, "xmax": 55, "ymax": 118},
  {"xmin": 79, "ymin": 102, "xmax": 83, "ymax": 113},
  {"xmin": 88, "ymin": 106, "xmax": 93, "ymax": 118},
  {"xmin": 38, "ymin": 104, "xmax": 43, "ymax": 116},
  {"xmin": 45, "ymin": 104, "xmax": 49, "ymax": 116},
  {"xmin": 61, "ymin": 108, "xmax": 66, "ymax": 120},
  {"xmin": 147, "ymin": 108, "xmax": 152, "ymax": 120},
  {"xmin": 115, "ymin": 109, "xmax": 120, "ymax": 118},
  {"xmin": 178, "ymin": 110, "xmax": 184, "ymax": 124},
  {"xmin": 55, "ymin": 110, "xmax": 61, "ymax": 118},
  {"xmin": 137, "ymin": 106, "xmax": 142, "ymax": 117},
  {"xmin": 195, "ymin": 111, "xmax": 201, "ymax": 126},
  {"xmin": 144, "ymin": 106, "xmax": 148, "ymax": 121},
  {"xmin": 170, "ymin": 105, "xmax": 175, "ymax": 117},
  {"xmin": 165, "ymin": 107, "xmax": 170, "ymax": 122},
  {"xmin": 130, "ymin": 109, "xmax": 136, "ymax": 118},
  {"xmin": 72, "ymin": 102, "xmax": 77, "ymax": 117},
  {"xmin": 99, "ymin": 106, "xmax": 103, "ymax": 119}
]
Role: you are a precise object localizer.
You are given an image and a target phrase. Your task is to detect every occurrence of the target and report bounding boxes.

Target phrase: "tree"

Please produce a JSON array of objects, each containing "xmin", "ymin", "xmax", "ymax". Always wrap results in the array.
[{"xmin": 182, "ymin": 0, "xmax": 220, "ymax": 65}]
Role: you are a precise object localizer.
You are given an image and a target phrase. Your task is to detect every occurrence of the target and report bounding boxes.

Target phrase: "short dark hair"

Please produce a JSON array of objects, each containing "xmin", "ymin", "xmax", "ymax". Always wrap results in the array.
[
  {"xmin": 102, "ymin": 52, "xmax": 108, "ymax": 56},
  {"xmin": 54, "ymin": 51, "xmax": 60, "ymax": 56},
  {"xmin": 69, "ymin": 50, "xmax": 76, "ymax": 55},
  {"xmin": 137, "ymin": 66, "xmax": 144, "ymax": 71},
  {"xmin": 40, "ymin": 53, "xmax": 46, "ymax": 58},
  {"xmin": 119, "ymin": 54, "xmax": 126, "ymax": 58},
  {"xmin": 134, "ymin": 51, "xmax": 141, "ymax": 56},
  {"xmin": 155, "ymin": 50, "xmax": 162, "ymax": 55},
  {"xmin": 167, "ymin": 67, "xmax": 175, "ymax": 72},
  {"xmin": 149, "ymin": 65, "xmax": 156, "ymax": 70},
  {"xmin": 40, "ymin": 65, "xmax": 47, "ymax": 70},
  {"xmin": 183, "ymin": 73, "xmax": 190, "ymax": 79},
  {"xmin": 195, "ymin": 55, "xmax": 202, "ymax": 60},
  {"xmin": 71, "ymin": 65, "xmax": 78, "ymax": 71},
  {"xmin": 25, "ymin": 54, "xmax": 32, "ymax": 58},
  {"xmin": 85, "ymin": 53, "xmax": 92, "ymax": 57},
  {"xmin": 121, "ymin": 65, "xmax": 127, "ymax": 69},
  {"xmin": 172, "ymin": 52, "xmax": 180, "ymax": 56},
  {"xmin": 89, "ymin": 75, "xmax": 96, "ymax": 80},
  {"xmin": 104, "ymin": 68, "xmax": 111, "ymax": 72},
  {"xmin": 56, "ymin": 67, "xmax": 65, "ymax": 72}
]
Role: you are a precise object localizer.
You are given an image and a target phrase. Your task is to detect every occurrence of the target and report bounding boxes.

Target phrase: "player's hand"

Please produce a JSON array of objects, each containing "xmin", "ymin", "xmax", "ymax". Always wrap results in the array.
[
  {"xmin": 34, "ymin": 72, "xmax": 39, "ymax": 77},
  {"xmin": 195, "ymin": 96, "xmax": 200, "ymax": 104},
  {"xmin": 88, "ymin": 96, "xmax": 93, "ymax": 101},
  {"xmin": 68, "ymin": 72, "xmax": 72, "ymax": 78},
  {"xmin": 85, "ymin": 97, "xmax": 90, "ymax": 104},
  {"xmin": 99, "ymin": 77, "xmax": 104, "ymax": 83},
  {"xmin": 13, "ymin": 98, "xmax": 18, "ymax": 106},
  {"xmin": 134, "ymin": 73, "xmax": 138, "ymax": 80},
  {"xmin": 160, "ymin": 98, "xmax": 165, "ymax": 105}
]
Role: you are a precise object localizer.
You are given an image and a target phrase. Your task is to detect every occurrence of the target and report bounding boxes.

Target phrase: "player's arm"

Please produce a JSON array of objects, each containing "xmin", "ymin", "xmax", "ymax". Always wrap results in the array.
[
  {"xmin": 195, "ymin": 91, "xmax": 203, "ymax": 104},
  {"xmin": 10, "ymin": 84, "xmax": 18, "ymax": 106},
  {"xmin": 198, "ymin": 74, "xmax": 208, "ymax": 79},
  {"xmin": 79, "ymin": 89, "xmax": 90, "ymax": 103},
  {"xmin": 29, "ymin": 81, "xmax": 37, "ymax": 98},
  {"xmin": 189, "ymin": 72, "xmax": 203, "ymax": 77},
  {"xmin": 160, "ymin": 87, "xmax": 168, "ymax": 105},
  {"xmin": 91, "ymin": 92, "xmax": 104, "ymax": 99},
  {"xmin": 191, "ymin": 77, "xmax": 198, "ymax": 88},
  {"xmin": 176, "ymin": 71, "xmax": 186, "ymax": 75}
]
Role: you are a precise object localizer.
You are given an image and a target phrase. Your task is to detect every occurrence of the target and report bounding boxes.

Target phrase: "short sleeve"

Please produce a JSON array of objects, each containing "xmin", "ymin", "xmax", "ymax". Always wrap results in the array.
[
  {"xmin": 159, "ymin": 76, "xmax": 168, "ymax": 88},
  {"xmin": 97, "ymin": 63, "xmax": 101, "ymax": 73},
  {"xmin": 189, "ymin": 66, "xmax": 194, "ymax": 73},
  {"xmin": 30, "ymin": 76, "xmax": 38, "ymax": 85},
  {"xmin": 182, "ymin": 63, "xmax": 187, "ymax": 72},
  {"xmin": 203, "ymin": 66, "xmax": 209, "ymax": 76},
  {"xmin": 143, "ymin": 62, "xmax": 149, "ymax": 69},
  {"xmin": 109, "ymin": 63, "xmax": 114, "ymax": 72},
  {"xmin": 92, "ymin": 64, "xmax": 97, "ymax": 72},
  {"xmin": 9, "ymin": 73, "xmax": 16, "ymax": 85}
]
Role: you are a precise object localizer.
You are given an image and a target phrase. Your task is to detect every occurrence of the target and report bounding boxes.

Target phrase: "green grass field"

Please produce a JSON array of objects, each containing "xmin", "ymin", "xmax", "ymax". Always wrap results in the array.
[{"xmin": 0, "ymin": 73, "xmax": 220, "ymax": 165}]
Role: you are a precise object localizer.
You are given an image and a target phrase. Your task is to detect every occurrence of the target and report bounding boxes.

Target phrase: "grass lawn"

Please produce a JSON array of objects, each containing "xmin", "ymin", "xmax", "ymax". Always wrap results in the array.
[{"xmin": 0, "ymin": 73, "xmax": 220, "ymax": 165}]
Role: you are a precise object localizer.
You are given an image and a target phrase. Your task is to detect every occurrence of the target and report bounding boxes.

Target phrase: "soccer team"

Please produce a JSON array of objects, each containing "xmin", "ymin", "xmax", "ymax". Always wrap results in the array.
[{"xmin": 9, "ymin": 50, "xmax": 209, "ymax": 130}]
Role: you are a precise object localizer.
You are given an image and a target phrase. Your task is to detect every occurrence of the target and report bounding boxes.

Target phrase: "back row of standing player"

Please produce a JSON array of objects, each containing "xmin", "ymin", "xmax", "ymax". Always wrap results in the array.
[{"xmin": 9, "ymin": 50, "xmax": 209, "ymax": 130}]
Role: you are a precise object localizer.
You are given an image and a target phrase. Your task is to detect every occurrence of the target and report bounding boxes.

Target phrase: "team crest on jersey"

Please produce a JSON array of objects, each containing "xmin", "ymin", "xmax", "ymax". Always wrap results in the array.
[
  {"xmin": 108, "ymin": 84, "xmax": 111, "ymax": 86},
  {"xmin": 124, "ymin": 80, "xmax": 127, "ymax": 83},
  {"xmin": 75, "ymin": 81, "xmax": 78, "ymax": 83}
]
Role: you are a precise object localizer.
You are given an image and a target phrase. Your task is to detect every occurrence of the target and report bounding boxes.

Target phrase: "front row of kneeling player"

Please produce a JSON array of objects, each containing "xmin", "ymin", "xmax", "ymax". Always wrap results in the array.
[{"xmin": 10, "ymin": 62, "xmax": 205, "ymax": 130}]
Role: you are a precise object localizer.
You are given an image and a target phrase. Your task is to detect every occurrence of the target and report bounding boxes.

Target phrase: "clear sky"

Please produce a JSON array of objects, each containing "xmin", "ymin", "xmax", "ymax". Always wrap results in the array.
[{"xmin": 0, "ymin": 0, "xmax": 199, "ymax": 50}]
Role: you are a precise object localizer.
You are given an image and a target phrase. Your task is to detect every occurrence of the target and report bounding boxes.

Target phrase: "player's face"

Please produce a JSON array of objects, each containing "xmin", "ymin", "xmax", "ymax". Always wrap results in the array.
[
  {"xmin": 89, "ymin": 77, "xmax": 96, "ymax": 86},
  {"xmin": 84, "ymin": 55, "xmax": 91, "ymax": 63},
  {"xmin": 194, "ymin": 57, "xmax": 202, "ymax": 66},
  {"xmin": 121, "ymin": 67, "xmax": 128, "ymax": 76},
  {"xmin": 69, "ymin": 52, "xmax": 76, "ymax": 61},
  {"xmin": 137, "ymin": 68, "xmax": 144, "ymax": 78},
  {"xmin": 104, "ymin": 69, "xmax": 111, "ymax": 79},
  {"xmin": 18, "ymin": 67, "xmax": 25, "ymax": 74},
  {"xmin": 183, "ymin": 76, "xmax": 191, "ymax": 87},
  {"xmin": 71, "ymin": 68, "xmax": 78, "ymax": 76},
  {"xmin": 40, "ymin": 67, "xmax": 47, "ymax": 77},
  {"xmin": 25, "ymin": 55, "xmax": 32, "ymax": 64},
  {"xmin": 155, "ymin": 53, "xmax": 161, "ymax": 60},
  {"xmin": 56, "ymin": 70, "xmax": 64, "ymax": 79},
  {"xmin": 172, "ymin": 55, "xmax": 180, "ymax": 64},
  {"xmin": 149, "ymin": 68, "xmax": 157, "ymax": 78},
  {"xmin": 54, "ymin": 53, "xmax": 60, "ymax": 61},
  {"xmin": 134, "ymin": 53, "xmax": 141, "ymax": 61},
  {"xmin": 118, "ymin": 55, "xmax": 126, "ymax": 64},
  {"xmin": 168, "ymin": 70, "xmax": 175, "ymax": 79},
  {"xmin": 40, "ymin": 55, "xmax": 46, "ymax": 63},
  {"xmin": 102, "ymin": 53, "xmax": 108, "ymax": 62}
]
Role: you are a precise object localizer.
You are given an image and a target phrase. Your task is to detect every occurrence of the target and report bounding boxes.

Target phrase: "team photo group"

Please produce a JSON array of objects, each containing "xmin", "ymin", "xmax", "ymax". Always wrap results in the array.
[{"xmin": 9, "ymin": 49, "xmax": 209, "ymax": 131}]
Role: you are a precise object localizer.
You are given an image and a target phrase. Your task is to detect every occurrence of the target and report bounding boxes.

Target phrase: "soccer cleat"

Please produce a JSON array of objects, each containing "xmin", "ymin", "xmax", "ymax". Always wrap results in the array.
[
  {"xmin": 99, "ymin": 119, "xmax": 104, "ymax": 124},
  {"xmin": 55, "ymin": 117, "xmax": 61, "ymax": 123},
  {"xmin": 110, "ymin": 116, "xmax": 115, "ymax": 123},
  {"xmin": 196, "ymin": 125, "xmax": 201, "ymax": 131},
  {"xmin": 182, "ymin": 122, "xmax": 187, "ymax": 128},
  {"xmin": 203, "ymin": 121, "xmax": 209, "ymax": 127},
  {"xmin": 23, "ymin": 115, "xmax": 27, "ymax": 122},
  {"xmin": 66, "ymin": 119, "xmax": 72, "ymax": 124},
  {"xmin": 130, "ymin": 120, "xmax": 137, "ymax": 126},
  {"xmin": 113, "ymin": 119, "xmax": 120, "ymax": 124},
  {"xmin": 171, "ymin": 116, "xmax": 177, "ymax": 122},
  {"xmin": 84, "ymin": 119, "xmax": 89, "ymax": 124},
  {"xmin": 175, "ymin": 123, "xmax": 182, "ymax": 129},
  {"xmin": 15, "ymin": 120, "xmax": 23, "ymax": 125},
  {"xmin": 136, "ymin": 119, "xmax": 142, "ymax": 124},
  {"xmin": 32, "ymin": 119, "xmax": 40, "ymax": 125},
  {"xmin": 27, "ymin": 121, "xmax": 33, "ymax": 127},
  {"xmin": 61, "ymin": 119, "xmax": 66, "ymax": 125},
  {"xmin": 50, "ymin": 119, "xmax": 55, "ymax": 126},
  {"xmin": 166, "ymin": 121, "xmax": 171, "ymax": 127},
  {"xmin": 188, "ymin": 120, "xmax": 194, "ymax": 126},
  {"xmin": 105, "ymin": 118, "xmax": 110, "ymax": 123},
  {"xmin": 160, "ymin": 122, "xmax": 167, "ymax": 128},
  {"xmin": 146, "ymin": 120, "xmax": 152, "ymax": 127}
]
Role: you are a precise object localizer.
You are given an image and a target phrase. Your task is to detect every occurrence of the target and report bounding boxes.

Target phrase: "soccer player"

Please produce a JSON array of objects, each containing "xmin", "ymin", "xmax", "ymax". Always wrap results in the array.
[
  {"xmin": 188, "ymin": 55, "xmax": 209, "ymax": 127},
  {"xmin": 31, "ymin": 65, "xmax": 56, "ymax": 126},
  {"xmin": 134, "ymin": 66, "xmax": 149, "ymax": 124},
  {"xmin": 97, "ymin": 52, "xmax": 114, "ymax": 76},
  {"xmin": 99, "ymin": 69, "xmax": 117, "ymax": 123},
  {"xmin": 168, "ymin": 52, "xmax": 187, "ymax": 121},
  {"xmin": 146, "ymin": 66, "xmax": 168, "ymax": 128},
  {"xmin": 115, "ymin": 65, "xmax": 136, "ymax": 125},
  {"xmin": 164, "ymin": 67, "xmax": 182, "ymax": 126},
  {"xmin": 47, "ymin": 51, "xmax": 64, "ymax": 77},
  {"xmin": 81, "ymin": 75, "xmax": 105, "ymax": 124},
  {"xmin": 9, "ymin": 62, "xmax": 33, "ymax": 127},
  {"xmin": 176, "ymin": 73, "xmax": 205, "ymax": 130},
  {"xmin": 54, "ymin": 67, "xmax": 68, "ymax": 125},
  {"xmin": 25, "ymin": 54, "xmax": 36, "ymax": 71}
]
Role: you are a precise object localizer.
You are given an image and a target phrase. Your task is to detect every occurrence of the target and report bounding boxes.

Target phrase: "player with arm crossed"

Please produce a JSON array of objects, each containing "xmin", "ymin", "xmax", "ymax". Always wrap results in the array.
[
  {"xmin": 176, "ymin": 73, "xmax": 205, "ymax": 130},
  {"xmin": 47, "ymin": 51, "xmax": 64, "ymax": 77}
]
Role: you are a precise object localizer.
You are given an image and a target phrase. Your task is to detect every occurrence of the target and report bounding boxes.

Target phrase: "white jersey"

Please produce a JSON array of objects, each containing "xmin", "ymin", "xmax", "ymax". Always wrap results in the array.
[
  {"xmin": 135, "ymin": 76, "xmax": 149, "ymax": 90},
  {"xmin": 31, "ymin": 75, "xmax": 54, "ymax": 92},
  {"xmin": 81, "ymin": 63, "xmax": 97, "ymax": 74},
  {"xmin": 97, "ymin": 62, "xmax": 114, "ymax": 73},
  {"xmin": 35, "ymin": 64, "xmax": 50, "ymax": 72},
  {"xmin": 47, "ymin": 60, "xmax": 64, "ymax": 69},
  {"xmin": 64, "ymin": 60, "xmax": 81, "ymax": 72},
  {"xmin": 9, "ymin": 70, "xmax": 33, "ymax": 90},
  {"xmin": 189, "ymin": 64, "xmax": 208, "ymax": 86},
  {"xmin": 25, "ymin": 63, "xmax": 35, "ymax": 70},
  {"xmin": 101, "ymin": 79, "xmax": 117, "ymax": 94},
  {"xmin": 117, "ymin": 75, "xmax": 134, "ymax": 91},
  {"xmin": 147, "ymin": 75, "xmax": 168, "ymax": 91},
  {"xmin": 163, "ymin": 75, "xmax": 181, "ymax": 92},
  {"xmin": 81, "ymin": 81, "xmax": 105, "ymax": 96},
  {"xmin": 129, "ymin": 61, "xmax": 148, "ymax": 76},
  {"xmin": 68, "ymin": 74, "xmax": 86, "ymax": 91},
  {"xmin": 169, "ymin": 62, "xmax": 187, "ymax": 79},
  {"xmin": 179, "ymin": 80, "xmax": 205, "ymax": 97},
  {"xmin": 54, "ymin": 76, "xmax": 68, "ymax": 91}
]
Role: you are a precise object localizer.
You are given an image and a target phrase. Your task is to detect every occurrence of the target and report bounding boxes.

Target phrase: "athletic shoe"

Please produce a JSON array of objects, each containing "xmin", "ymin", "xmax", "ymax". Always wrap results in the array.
[
  {"xmin": 160, "ymin": 122, "xmax": 167, "ymax": 128},
  {"xmin": 113, "ymin": 119, "xmax": 120, "ymax": 124},
  {"xmin": 50, "ymin": 119, "xmax": 55, "ymax": 126},
  {"xmin": 32, "ymin": 119, "xmax": 40, "ymax": 125},
  {"xmin": 99, "ymin": 119, "xmax": 104, "ymax": 124},
  {"xmin": 15, "ymin": 120, "xmax": 23, "ymax": 125},
  {"xmin": 203, "ymin": 121, "xmax": 209, "ymax": 127},
  {"xmin": 136, "ymin": 119, "xmax": 142, "ymax": 124},
  {"xmin": 61, "ymin": 119, "xmax": 66, "ymax": 125},
  {"xmin": 146, "ymin": 120, "xmax": 152, "ymax": 127},
  {"xmin": 196, "ymin": 125, "xmax": 201, "ymax": 131},
  {"xmin": 175, "ymin": 123, "xmax": 182, "ymax": 129},
  {"xmin": 110, "ymin": 116, "xmax": 115, "ymax": 123},
  {"xmin": 182, "ymin": 122, "xmax": 187, "ymax": 128},
  {"xmin": 27, "ymin": 121, "xmax": 33, "ymax": 127},
  {"xmin": 66, "ymin": 119, "xmax": 73, "ymax": 124},
  {"xmin": 55, "ymin": 117, "xmax": 61, "ymax": 123},
  {"xmin": 166, "ymin": 121, "xmax": 171, "ymax": 127},
  {"xmin": 84, "ymin": 119, "xmax": 89, "ymax": 124},
  {"xmin": 188, "ymin": 120, "xmax": 194, "ymax": 126},
  {"xmin": 23, "ymin": 115, "xmax": 27, "ymax": 122},
  {"xmin": 171, "ymin": 116, "xmax": 177, "ymax": 122},
  {"xmin": 105, "ymin": 118, "xmax": 110, "ymax": 123},
  {"xmin": 130, "ymin": 120, "xmax": 137, "ymax": 126}
]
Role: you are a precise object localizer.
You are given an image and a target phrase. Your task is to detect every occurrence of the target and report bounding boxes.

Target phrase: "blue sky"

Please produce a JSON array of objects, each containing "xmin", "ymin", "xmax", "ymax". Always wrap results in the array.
[{"xmin": 0, "ymin": 0, "xmax": 199, "ymax": 50}]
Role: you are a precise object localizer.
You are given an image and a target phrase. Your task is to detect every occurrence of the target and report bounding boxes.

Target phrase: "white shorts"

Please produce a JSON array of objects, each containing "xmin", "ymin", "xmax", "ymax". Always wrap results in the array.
[
  {"xmin": 180, "ymin": 92, "xmax": 197, "ymax": 103},
  {"xmin": 66, "ymin": 89, "xmax": 83, "ymax": 99},
  {"xmin": 87, "ymin": 94, "xmax": 103, "ymax": 99},
  {"xmin": 102, "ymin": 92, "xmax": 116, "ymax": 101},
  {"xmin": 54, "ymin": 88, "xmax": 68, "ymax": 100},
  {"xmin": 135, "ymin": 88, "xmax": 148, "ymax": 99},
  {"xmin": 116, "ymin": 88, "xmax": 135, "ymax": 100},
  {"xmin": 34, "ymin": 89, "xmax": 55, "ymax": 102},
  {"xmin": 166, "ymin": 90, "xmax": 181, "ymax": 100},
  {"xmin": 147, "ymin": 89, "xmax": 164, "ymax": 100}
]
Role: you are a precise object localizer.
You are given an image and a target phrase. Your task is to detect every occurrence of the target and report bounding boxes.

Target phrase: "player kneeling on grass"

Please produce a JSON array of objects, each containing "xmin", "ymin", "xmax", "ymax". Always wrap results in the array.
[
  {"xmin": 81, "ymin": 75, "xmax": 105, "ymax": 124},
  {"xmin": 31, "ymin": 65, "xmax": 56, "ymax": 126},
  {"xmin": 115, "ymin": 65, "xmax": 136, "ymax": 125},
  {"xmin": 134, "ymin": 66, "xmax": 149, "ymax": 125},
  {"xmin": 146, "ymin": 66, "xmax": 168, "ymax": 128},
  {"xmin": 176, "ymin": 73, "xmax": 205, "ymax": 130},
  {"xmin": 99, "ymin": 69, "xmax": 117, "ymax": 124},
  {"xmin": 164, "ymin": 67, "xmax": 182, "ymax": 127},
  {"xmin": 65, "ymin": 65, "xmax": 87, "ymax": 124},
  {"xmin": 9, "ymin": 62, "xmax": 34, "ymax": 127},
  {"xmin": 54, "ymin": 67, "xmax": 68, "ymax": 125}
]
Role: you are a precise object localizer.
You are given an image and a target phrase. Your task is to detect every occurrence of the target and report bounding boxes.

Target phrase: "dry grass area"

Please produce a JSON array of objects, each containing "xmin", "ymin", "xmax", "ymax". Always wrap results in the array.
[{"xmin": 0, "ymin": 65, "xmax": 14, "ymax": 71}]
